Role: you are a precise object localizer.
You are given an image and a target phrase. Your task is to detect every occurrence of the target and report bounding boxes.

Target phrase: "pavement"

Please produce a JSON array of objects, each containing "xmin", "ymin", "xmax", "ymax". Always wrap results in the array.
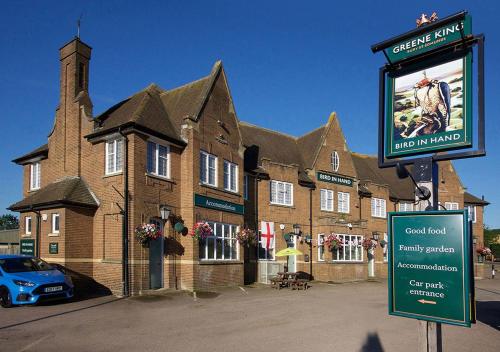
[{"xmin": 0, "ymin": 279, "xmax": 498, "ymax": 352}]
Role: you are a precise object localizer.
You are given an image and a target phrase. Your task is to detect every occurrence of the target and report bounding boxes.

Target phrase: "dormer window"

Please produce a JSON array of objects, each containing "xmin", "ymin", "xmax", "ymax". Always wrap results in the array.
[
  {"xmin": 331, "ymin": 151, "xmax": 340, "ymax": 172},
  {"xmin": 30, "ymin": 162, "xmax": 41, "ymax": 190}
]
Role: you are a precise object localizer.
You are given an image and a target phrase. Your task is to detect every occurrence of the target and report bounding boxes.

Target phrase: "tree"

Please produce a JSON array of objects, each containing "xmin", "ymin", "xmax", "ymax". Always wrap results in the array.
[{"xmin": 0, "ymin": 214, "xmax": 19, "ymax": 230}]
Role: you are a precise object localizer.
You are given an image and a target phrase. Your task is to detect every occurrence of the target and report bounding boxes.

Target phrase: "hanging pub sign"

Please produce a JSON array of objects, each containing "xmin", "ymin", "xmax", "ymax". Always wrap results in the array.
[
  {"xmin": 371, "ymin": 11, "xmax": 485, "ymax": 165},
  {"xmin": 386, "ymin": 53, "xmax": 472, "ymax": 158},
  {"xmin": 388, "ymin": 210, "xmax": 473, "ymax": 327}
]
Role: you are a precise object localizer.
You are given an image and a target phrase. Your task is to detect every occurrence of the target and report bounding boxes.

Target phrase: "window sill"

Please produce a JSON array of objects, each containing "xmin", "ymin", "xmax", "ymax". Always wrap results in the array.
[
  {"xmin": 331, "ymin": 261, "xmax": 364, "ymax": 264},
  {"xmin": 269, "ymin": 203, "xmax": 294, "ymax": 209},
  {"xmin": 28, "ymin": 188, "xmax": 40, "ymax": 193},
  {"xmin": 199, "ymin": 260, "xmax": 243, "ymax": 265},
  {"xmin": 371, "ymin": 216, "xmax": 387, "ymax": 219},
  {"xmin": 48, "ymin": 233, "xmax": 60, "ymax": 237},
  {"xmin": 103, "ymin": 172, "xmax": 123, "ymax": 179},
  {"xmin": 22, "ymin": 234, "xmax": 32, "ymax": 238},
  {"xmin": 145, "ymin": 173, "xmax": 174, "ymax": 183}
]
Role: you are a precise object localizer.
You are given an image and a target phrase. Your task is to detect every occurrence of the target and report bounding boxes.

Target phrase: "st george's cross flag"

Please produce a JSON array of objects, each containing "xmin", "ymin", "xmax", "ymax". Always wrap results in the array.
[{"xmin": 260, "ymin": 221, "xmax": 275, "ymax": 250}]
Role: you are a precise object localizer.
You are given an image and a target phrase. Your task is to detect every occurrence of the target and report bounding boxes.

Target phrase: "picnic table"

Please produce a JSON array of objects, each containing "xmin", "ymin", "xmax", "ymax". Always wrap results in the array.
[{"xmin": 270, "ymin": 272, "xmax": 309, "ymax": 290}]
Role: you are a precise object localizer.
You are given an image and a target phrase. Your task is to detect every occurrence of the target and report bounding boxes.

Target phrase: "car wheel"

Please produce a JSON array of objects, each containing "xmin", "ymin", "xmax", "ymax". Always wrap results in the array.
[{"xmin": 0, "ymin": 288, "xmax": 13, "ymax": 308}]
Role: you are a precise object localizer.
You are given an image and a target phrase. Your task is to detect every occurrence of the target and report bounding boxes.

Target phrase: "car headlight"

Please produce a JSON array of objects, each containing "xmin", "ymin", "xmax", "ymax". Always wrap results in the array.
[{"xmin": 13, "ymin": 279, "xmax": 36, "ymax": 287}]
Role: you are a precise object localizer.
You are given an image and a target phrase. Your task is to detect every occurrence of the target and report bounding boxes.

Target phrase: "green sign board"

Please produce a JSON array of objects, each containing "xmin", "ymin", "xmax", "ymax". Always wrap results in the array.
[
  {"xmin": 387, "ymin": 15, "xmax": 472, "ymax": 63},
  {"xmin": 20, "ymin": 239, "xmax": 35, "ymax": 256},
  {"xmin": 194, "ymin": 194, "xmax": 244, "ymax": 215},
  {"xmin": 317, "ymin": 171, "xmax": 353, "ymax": 187},
  {"xmin": 388, "ymin": 210, "xmax": 472, "ymax": 327},
  {"xmin": 49, "ymin": 242, "xmax": 59, "ymax": 254},
  {"xmin": 385, "ymin": 53, "xmax": 472, "ymax": 158}
]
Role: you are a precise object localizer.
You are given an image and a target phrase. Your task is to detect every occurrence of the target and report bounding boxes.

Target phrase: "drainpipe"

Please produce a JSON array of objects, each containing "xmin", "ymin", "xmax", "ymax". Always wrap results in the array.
[
  {"xmin": 118, "ymin": 128, "xmax": 130, "ymax": 297},
  {"xmin": 309, "ymin": 188, "xmax": 313, "ymax": 280},
  {"xmin": 30, "ymin": 206, "xmax": 41, "ymax": 258}
]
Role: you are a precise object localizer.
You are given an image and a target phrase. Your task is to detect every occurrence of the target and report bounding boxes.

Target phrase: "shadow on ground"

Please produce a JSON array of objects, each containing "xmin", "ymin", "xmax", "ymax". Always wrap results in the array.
[
  {"xmin": 476, "ymin": 301, "xmax": 500, "ymax": 331},
  {"xmin": 360, "ymin": 332, "xmax": 385, "ymax": 352}
]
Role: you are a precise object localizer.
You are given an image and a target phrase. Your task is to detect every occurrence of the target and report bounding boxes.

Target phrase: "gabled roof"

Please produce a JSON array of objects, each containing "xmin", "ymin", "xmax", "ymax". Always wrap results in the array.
[
  {"xmin": 351, "ymin": 153, "xmax": 415, "ymax": 201},
  {"xmin": 12, "ymin": 144, "xmax": 49, "ymax": 165},
  {"xmin": 87, "ymin": 61, "xmax": 223, "ymax": 145},
  {"xmin": 8, "ymin": 177, "xmax": 99, "ymax": 212},
  {"xmin": 297, "ymin": 126, "xmax": 326, "ymax": 170},
  {"xmin": 464, "ymin": 192, "xmax": 489, "ymax": 205}
]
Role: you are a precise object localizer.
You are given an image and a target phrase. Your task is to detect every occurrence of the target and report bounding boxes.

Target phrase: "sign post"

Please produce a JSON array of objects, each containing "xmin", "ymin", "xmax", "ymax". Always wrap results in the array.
[{"xmin": 372, "ymin": 10, "xmax": 485, "ymax": 352}]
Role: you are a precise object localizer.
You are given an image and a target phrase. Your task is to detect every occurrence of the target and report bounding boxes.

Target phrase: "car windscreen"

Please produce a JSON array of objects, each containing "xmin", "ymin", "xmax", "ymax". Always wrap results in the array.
[{"xmin": 0, "ymin": 258, "xmax": 54, "ymax": 273}]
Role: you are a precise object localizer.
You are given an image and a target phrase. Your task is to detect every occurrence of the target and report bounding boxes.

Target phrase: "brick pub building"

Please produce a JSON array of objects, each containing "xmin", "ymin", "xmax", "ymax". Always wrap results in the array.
[{"xmin": 9, "ymin": 38, "xmax": 489, "ymax": 295}]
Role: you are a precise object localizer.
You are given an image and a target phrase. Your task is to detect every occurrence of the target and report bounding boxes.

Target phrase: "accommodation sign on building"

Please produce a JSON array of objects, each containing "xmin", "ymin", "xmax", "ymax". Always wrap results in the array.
[
  {"xmin": 20, "ymin": 239, "xmax": 35, "ymax": 256},
  {"xmin": 388, "ymin": 211, "xmax": 472, "ymax": 327},
  {"xmin": 317, "ymin": 171, "xmax": 353, "ymax": 187},
  {"xmin": 194, "ymin": 194, "xmax": 244, "ymax": 215},
  {"xmin": 387, "ymin": 15, "xmax": 472, "ymax": 63}
]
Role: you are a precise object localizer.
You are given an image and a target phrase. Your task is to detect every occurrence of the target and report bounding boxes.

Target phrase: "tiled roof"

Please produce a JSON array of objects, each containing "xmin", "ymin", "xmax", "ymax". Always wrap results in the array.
[
  {"xmin": 12, "ymin": 144, "xmax": 49, "ymax": 165},
  {"xmin": 464, "ymin": 192, "xmax": 489, "ymax": 205},
  {"xmin": 8, "ymin": 177, "xmax": 98, "ymax": 211},
  {"xmin": 351, "ymin": 153, "xmax": 415, "ymax": 201},
  {"xmin": 89, "ymin": 62, "xmax": 223, "ymax": 144}
]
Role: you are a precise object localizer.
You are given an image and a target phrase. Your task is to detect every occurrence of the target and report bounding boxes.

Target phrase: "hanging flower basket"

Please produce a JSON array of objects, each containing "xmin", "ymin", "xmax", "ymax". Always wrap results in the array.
[
  {"xmin": 476, "ymin": 247, "xmax": 491, "ymax": 257},
  {"xmin": 362, "ymin": 238, "xmax": 377, "ymax": 251},
  {"xmin": 324, "ymin": 234, "xmax": 344, "ymax": 252},
  {"xmin": 135, "ymin": 223, "xmax": 162, "ymax": 247},
  {"xmin": 190, "ymin": 222, "xmax": 213, "ymax": 240},
  {"xmin": 236, "ymin": 228, "xmax": 257, "ymax": 247}
]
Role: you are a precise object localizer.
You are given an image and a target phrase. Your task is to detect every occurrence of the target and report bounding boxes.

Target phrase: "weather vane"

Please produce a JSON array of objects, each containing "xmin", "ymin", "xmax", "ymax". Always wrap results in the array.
[{"xmin": 416, "ymin": 12, "xmax": 438, "ymax": 27}]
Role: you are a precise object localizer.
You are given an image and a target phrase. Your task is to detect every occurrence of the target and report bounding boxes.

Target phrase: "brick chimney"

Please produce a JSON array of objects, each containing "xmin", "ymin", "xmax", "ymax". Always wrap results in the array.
[{"xmin": 48, "ymin": 37, "xmax": 93, "ymax": 178}]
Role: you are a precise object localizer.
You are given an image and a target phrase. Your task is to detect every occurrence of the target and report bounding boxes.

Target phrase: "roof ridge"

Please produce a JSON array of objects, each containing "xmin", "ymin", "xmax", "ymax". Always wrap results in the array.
[{"xmin": 239, "ymin": 121, "xmax": 298, "ymax": 140}]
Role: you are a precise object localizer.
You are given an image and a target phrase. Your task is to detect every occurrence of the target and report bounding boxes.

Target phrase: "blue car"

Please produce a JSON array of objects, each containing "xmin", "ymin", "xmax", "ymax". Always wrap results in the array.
[{"xmin": 0, "ymin": 255, "xmax": 74, "ymax": 307}]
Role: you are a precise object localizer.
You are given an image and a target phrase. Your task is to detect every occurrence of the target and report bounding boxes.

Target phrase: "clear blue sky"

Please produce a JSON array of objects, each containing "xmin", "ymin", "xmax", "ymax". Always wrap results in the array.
[{"xmin": 1, "ymin": 1, "xmax": 498, "ymax": 227}]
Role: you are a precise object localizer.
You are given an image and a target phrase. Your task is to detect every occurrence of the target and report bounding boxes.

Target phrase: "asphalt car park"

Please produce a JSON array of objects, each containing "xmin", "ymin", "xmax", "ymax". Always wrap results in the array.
[{"xmin": 0, "ymin": 279, "xmax": 498, "ymax": 352}]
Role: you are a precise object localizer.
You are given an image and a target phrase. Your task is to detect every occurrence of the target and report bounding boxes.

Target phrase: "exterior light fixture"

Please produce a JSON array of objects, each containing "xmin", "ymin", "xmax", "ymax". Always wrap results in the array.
[
  {"xmin": 293, "ymin": 224, "xmax": 301, "ymax": 236},
  {"xmin": 473, "ymin": 237, "xmax": 477, "ymax": 245},
  {"xmin": 160, "ymin": 205, "xmax": 171, "ymax": 220},
  {"xmin": 372, "ymin": 231, "xmax": 380, "ymax": 241},
  {"xmin": 279, "ymin": 224, "xmax": 285, "ymax": 230}
]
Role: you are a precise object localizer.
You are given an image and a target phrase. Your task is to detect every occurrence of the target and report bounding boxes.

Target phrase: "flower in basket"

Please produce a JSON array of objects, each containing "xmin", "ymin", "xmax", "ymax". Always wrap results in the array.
[
  {"xmin": 135, "ymin": 223, "xmax": 162, "ymax": 246},
  {"xmin": 362, "ymin": 238, "xmax": 377, "ymax": 251},
  {"xmin": 476, "ymin": 247, "xmax": 492, "ymax": 256},
  {"xmin": 190, "ymin": 222, "xmax": 213, "ymax": 240},
  {"xmin": 324, "ymin": 234, "xmax": 344, "ymax": 251},
  {"xmin": 236, "ymin": 228, "xmax": 257, "ymax": 247}
]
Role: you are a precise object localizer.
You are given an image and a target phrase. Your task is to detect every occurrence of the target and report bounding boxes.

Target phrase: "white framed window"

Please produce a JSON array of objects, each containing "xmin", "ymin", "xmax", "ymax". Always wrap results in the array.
[
  {"xmin": 445, "ymin": 202, "xmax": 459, "ymax": 210},
  {"xmin": 105, "ymin": 138, "xmax": 123, "ymax": 175},
  {"xmin": 147, "ymin": 141, "xmax": 170, "ymax": 178},
  {"xmin": 383, "ymin": 233, "xmax": 388, "ymax": 262},
  {"xmin": 25, "ymin": 217, "xmax": 32, "ymax": 235},
  {"xmin": 467, "ymin": 205, "xmax": 476, "ymax": 223},
  {"xmin": 199, "ymin": 222, "xmax": 238, "ymax": 261},
  {"xmin": 338, "ymin": 192, "xmax": 350, "ymax": 213},
  {"xmin": 243, "ymin": 175, "xmax": 249, "ymax": 200},
  {"xmin": 223, "ymin": 160, "xmax": 238, "ymax": 192},
  {"xmin": 51, "ymin": 213, "xmax": 60, "ymax": 234},
  {"xmin": 270, "ymin": 180, "xmax": 293, "ymax": 206},
  {"xmin": 320, "ymin": 189, "xmax": 334, "ymax": 211},
  {"xmin": 331, "ymin": 151, "xmax": 340, "ymax": 172},
  {"xmin": 200, "ymin": 151, "xmax": 217, "ymax": 187},
  {"xmin": 399, "ymin": 202, "xmax": 414, "ymax": 212},
  {"xmin": 332, "ymin": 234, "xmax": 363, "ymax": 262},
  {"xmin": 30, "ymin": 162, "xmax": 41, "ymax": 190},
  {"xmin": 318, "ymin": 234, "xmax": 325, "ymax": 262},
  {"xmin": 371, "ymin": 197, "xmax": 387, "ymax": 218}
]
